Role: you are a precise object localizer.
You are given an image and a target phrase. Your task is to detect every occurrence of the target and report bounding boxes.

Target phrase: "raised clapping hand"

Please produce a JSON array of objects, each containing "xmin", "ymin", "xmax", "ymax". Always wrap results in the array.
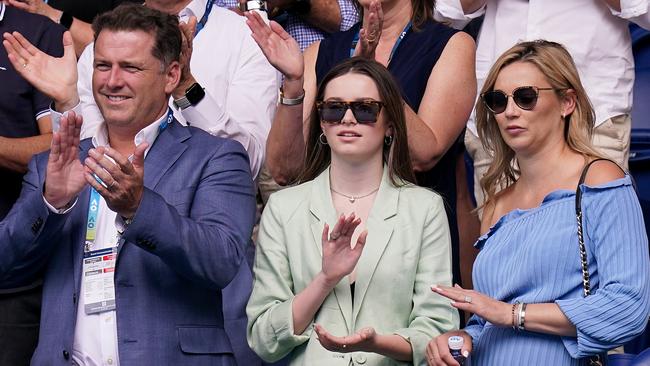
[
  {"xmin": 320, "ymin": 213, "xmax": 367, "ymax": 286},
  {"xmin": 173, "ymin": 16, "xmax": 198, "ymax": 98},
  {"xmin": 44, "ymin": 111, "xmax": 85, "ymax": 209},
  {"xmin": 315, "ymin": 324, "xmax": 377, "ymax": 353},
  {"xmin": 2, "ymin": 31, "xmax": 79, "ymax": 111},
  {"xmin": 353, "ymin": 0, "xmax": 383, "ymax": 60},
  {"xmin": 244, "ymin": 10, "xmax": 303, "ymax": 81},
  {"xmin": 84, "ymin": 144, "xmax": 148, "ymax": 219}
]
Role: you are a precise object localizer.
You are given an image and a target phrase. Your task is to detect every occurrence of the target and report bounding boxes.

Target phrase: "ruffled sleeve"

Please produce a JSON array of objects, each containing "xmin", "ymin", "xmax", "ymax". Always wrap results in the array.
[{"xmin": 556, "ymin": 177, "xmax": 650, "ymax": 358}]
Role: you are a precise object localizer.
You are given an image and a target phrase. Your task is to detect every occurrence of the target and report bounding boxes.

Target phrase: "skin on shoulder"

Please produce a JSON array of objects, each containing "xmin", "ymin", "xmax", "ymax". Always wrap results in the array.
[{"xmin": 582, "ymin": 159, "xmax": 625, "ymax": 186}]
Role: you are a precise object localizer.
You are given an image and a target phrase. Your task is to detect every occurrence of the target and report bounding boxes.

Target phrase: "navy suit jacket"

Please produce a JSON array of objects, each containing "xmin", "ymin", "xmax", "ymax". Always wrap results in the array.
[{"xmin": 0, "ymin": 121, "xmax": 257, "ymax": 365}]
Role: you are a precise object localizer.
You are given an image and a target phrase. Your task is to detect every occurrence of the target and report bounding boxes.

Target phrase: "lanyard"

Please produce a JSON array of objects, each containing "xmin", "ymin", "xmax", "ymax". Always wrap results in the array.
[
  {"xmin": 159, "ymin": 108, "xmax": 174, "ymax": 133},
  {"xmin": 195, "ymin": 0, "xmax": 216, "ymax": 36},
  {"xmin": 84, "ymin": 188, "xmax": 101, "ymax": 253},
  {"xmin": 349, "ymin": 21, "xmax": 412, "ymax": 64}
]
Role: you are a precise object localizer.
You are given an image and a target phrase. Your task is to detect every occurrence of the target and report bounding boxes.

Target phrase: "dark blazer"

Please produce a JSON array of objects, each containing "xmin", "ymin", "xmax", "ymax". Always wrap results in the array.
[{"xmin": 0, "ymin": 121, "xmax": 257, "ymax": 365}]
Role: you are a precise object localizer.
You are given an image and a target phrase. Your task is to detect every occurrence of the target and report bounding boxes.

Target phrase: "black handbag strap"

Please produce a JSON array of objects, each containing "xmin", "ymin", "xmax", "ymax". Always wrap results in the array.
[{"xmin": 575, "ymin": 158, "xmax": 626, "ymax": 297}]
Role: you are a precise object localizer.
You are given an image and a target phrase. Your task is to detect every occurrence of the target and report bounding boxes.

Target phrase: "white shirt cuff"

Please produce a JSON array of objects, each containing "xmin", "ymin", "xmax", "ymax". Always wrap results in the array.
[
  {"xmin": 43, "ymin": 194, "xmax": 78, "ymax": 214},
  {"xmin": 50, "ymin": 102, "xmax": 83, "ymax": 133}
]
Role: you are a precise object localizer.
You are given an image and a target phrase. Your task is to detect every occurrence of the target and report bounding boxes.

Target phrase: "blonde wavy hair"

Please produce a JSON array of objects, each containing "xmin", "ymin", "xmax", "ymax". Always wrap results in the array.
[{"xmin": 476, "ymin": 40, "xmax": 603, "ymax": 207}]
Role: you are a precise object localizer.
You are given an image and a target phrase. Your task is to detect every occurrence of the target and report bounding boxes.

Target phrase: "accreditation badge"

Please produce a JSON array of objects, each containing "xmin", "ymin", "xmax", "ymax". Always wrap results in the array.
[{"xmin": 82, "ymin": 247, "xmax": 117, "ymax": 314}]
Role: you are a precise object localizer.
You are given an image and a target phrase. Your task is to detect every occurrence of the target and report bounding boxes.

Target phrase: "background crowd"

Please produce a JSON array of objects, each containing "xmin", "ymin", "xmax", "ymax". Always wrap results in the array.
[{"xmin": 0, "ymin": 0, "xmax": 649, "ymax": 365}]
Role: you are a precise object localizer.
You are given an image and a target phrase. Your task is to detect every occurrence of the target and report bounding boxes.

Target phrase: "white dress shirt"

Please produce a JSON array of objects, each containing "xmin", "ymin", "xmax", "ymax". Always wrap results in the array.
[
  {"xmin": 45, "ymin": 106, "xmax": 167, "ymax": 366},
  {"xmin": 77, "ymin": 0, "xmax": 279, "ymax": 179},
  {"xmin": 435, "ymin": 0, "xmax": 650, "ymax": 135}
]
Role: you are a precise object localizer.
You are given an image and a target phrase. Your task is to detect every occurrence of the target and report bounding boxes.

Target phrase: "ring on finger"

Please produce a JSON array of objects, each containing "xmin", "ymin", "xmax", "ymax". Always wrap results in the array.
[
  {"xmin": 464, "ymin": 295, "xmax": 472, "ymax": 303},
  {"xmin": 330, "ymin": 232, "xmax": 341, "ymax": 241},
  {"xmin": 109, "ymin": 180, "xmax": 117, "ymax": 190}
]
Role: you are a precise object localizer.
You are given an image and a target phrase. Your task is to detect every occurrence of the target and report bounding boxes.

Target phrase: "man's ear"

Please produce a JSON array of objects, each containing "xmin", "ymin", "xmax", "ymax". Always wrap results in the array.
[{"xmin": 164, "ymin": 61, "xmax": 181, "ymax": 94}]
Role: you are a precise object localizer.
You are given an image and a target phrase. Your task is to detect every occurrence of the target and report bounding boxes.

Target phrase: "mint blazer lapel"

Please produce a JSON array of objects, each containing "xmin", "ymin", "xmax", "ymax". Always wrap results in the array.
[{"xmin": 352, "ymin": 168, "xmax": 398, "ymax": 322}]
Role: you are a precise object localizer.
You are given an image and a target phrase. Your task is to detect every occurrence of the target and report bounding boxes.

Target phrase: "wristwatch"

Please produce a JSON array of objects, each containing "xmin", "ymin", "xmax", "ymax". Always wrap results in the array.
[
  {"xmin": 243, "ymin": 0, "xmax": 267, "ymax": 11},
  {"xmin": 173, "ymin": 83, "xmax": 206, "ymax": 110}
]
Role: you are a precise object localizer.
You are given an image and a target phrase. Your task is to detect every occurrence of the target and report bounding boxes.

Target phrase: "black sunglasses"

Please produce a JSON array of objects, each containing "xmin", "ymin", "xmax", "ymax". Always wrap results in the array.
[
  {"xmin": 482, "ymin": 86, "xmax": 564, "ymax": 114},
  {"xmin": 316, "ymin": 100, "xmax": 383, "ymax": 124}
]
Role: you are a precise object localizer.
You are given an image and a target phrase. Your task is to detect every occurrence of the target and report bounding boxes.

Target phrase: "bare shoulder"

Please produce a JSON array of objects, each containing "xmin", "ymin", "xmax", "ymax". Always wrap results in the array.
[
  {"xmin": 440, "ymin": 31, "xmax": 476, "ymax": 59},
  {"xmin": 479, "ymin": 199, "xmax": 498, "ymax": 235},
  {"xmin": 583, "ymin": 159, "xmax": 626, "ymax": 186}
]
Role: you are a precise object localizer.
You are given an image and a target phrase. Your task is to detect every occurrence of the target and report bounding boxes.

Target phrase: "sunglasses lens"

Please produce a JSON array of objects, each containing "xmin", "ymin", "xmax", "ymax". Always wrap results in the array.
[
  {"xmin": 319, "ymin": 102, "xmax": 347, "ymax": 123},
  {"xmin": 513, "ymin": 87, "xmax": 538, "ymax": 110},
  {"xmin": 351, "ymin": 102, "xmax": 381, "ymax": 123},
  {"xmin": 483, "ymin": 91, "xmax": 507, "ymax": 114}
]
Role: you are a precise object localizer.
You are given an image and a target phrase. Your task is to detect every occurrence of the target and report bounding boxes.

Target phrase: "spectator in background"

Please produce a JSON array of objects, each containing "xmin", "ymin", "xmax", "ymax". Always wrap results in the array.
[
  {"xmin": 5, "ymin": 0, "xmax": 139, "ymax": 56},
  {"xmin": 248, "ymin": 58, "xmax": 457, "ymax": 366},
  {"xmin": 426, "ymin": 40, "xmax": 650, "ymax": 366},
  {"xmin": 0, "ymin": 3, "xmax": 63, "ymax": 364},
  {"xmin": 435, "ymin": 0, "xmax": 650, "ymax": 207},
  {"xmin": 229, "ymin": 0, "xmax": 358, "ymax": 51}
]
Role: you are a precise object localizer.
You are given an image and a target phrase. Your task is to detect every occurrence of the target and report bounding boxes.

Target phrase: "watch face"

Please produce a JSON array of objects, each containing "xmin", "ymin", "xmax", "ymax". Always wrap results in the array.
[{"xmin": 186, "ymin": 83, "xmax": 206, "ymax": 105}]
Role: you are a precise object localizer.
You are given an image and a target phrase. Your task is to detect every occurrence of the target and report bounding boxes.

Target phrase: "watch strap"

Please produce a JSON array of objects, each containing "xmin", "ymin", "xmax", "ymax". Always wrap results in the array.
[{"xmin": 280, "ymin": 88, "xmax": 305, "ymax": 106}]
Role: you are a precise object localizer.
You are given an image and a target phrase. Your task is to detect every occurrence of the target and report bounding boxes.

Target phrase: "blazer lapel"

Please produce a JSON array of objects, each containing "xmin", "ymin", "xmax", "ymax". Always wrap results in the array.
[
  {"xmin": 309, "ymin": 168, "xmax": 353, "ymax": 332},
  {"xmin": 352, "ymin": 168, "xmax": 398, "ymax": 321},
  {"xmin": 143, "ymin": 121, "xmax": 189, "ymax": 190}
]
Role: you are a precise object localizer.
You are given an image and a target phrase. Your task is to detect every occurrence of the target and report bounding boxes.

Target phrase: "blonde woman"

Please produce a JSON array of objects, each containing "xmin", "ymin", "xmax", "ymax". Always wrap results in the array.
[{"xmin": 426, "ymin": 40, "xmax": 650, "ymax": 366}]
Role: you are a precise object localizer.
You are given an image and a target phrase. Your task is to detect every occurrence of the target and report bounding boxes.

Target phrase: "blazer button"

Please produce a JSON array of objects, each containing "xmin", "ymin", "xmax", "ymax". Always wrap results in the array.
[
  {"xmin": 354, "ymin": 354, "xmax": 366, "ymax": 364},
  {"xmin": 62, "ymin": 349, "xmax": 70, "ymax": 360}
]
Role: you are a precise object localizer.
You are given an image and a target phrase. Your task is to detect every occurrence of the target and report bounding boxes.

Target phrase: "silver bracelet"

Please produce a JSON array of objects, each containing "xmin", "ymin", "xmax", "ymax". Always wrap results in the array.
[
  {"xmin": 279, "ymin": 88, "xmax": 305, "ymax": 106},
  {"xmin": 517, "ymin": 302, "xmax": 527, "ymax": 331}
]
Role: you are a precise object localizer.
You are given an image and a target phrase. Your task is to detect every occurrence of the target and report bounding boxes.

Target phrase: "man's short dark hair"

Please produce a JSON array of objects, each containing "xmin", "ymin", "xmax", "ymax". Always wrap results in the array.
[{"xmin": 92, "ymin": 4, "xmax": 182, "ymax": 70}]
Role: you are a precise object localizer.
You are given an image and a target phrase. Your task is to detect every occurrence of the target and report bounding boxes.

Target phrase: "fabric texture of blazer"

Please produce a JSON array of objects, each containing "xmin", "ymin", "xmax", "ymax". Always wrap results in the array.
[
  {"xmin": 247, "ymin": 167, "xmax": 459, "ymax": 366},
  {"xmin": 0, "ymin": 121, "xmax": 257, "ymax": 365}
]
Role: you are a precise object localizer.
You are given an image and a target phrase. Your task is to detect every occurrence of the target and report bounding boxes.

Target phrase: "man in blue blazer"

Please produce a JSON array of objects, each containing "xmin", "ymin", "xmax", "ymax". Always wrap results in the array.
[{"xmin": 0, "ymin": 5, "xmax": 255, "ymax": 365}]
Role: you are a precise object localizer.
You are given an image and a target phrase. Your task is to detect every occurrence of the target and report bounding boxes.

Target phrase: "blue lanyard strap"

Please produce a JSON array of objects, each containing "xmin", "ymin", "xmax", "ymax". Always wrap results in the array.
[
  {"xmin": 84, "ymin": 188, "xmax": 101, "ymax": 253},
  {"xmin": 195, "ymin": 0, "xmax": 216, "ymax": 36},
  {"xmin": 349, "ymin": 21, "xmax": 412, "ymax": 64},
  {"xmin": 158, "ymin": 108, "xmax": 174, "ymax": 133}
]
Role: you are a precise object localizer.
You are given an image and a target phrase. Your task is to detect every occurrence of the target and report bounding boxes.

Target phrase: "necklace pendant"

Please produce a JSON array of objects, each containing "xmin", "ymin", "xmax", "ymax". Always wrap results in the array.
[{"xmin": 349, "ymin": 196, "xmax": 356, "ymax": 204}]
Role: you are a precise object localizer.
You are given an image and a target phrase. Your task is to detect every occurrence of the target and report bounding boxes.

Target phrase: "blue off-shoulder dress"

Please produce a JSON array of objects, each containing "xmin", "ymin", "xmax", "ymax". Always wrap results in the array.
[{"xmin": 465, "ymin": 176, "xmax": 650, "ymax": 365}]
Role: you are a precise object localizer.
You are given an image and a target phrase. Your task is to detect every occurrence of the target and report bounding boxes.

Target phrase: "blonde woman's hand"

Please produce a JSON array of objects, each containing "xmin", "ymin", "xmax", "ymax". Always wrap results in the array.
[
  {"xmin": 432, "ymin": 284, "xmax": 512, "ymax": 328},
  {"xmin": 425, "ymin": 330, "xmax": 472, "ymax": 366},
  {"xmin": 320, "ymin": 213, "xmax": 367, "ymax": 287}
]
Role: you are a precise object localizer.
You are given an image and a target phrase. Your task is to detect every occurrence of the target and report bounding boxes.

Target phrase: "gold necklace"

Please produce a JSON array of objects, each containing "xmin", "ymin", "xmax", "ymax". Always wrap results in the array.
[{"xmin": 330, "ymin": 187, "xmax": 379, "ymax": 203}]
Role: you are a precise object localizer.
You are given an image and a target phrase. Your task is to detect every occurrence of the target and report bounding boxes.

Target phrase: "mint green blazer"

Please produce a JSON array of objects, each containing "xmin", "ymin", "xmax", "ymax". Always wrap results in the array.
[{"xmin": 247, "ymin": 167, "xmax": 458, "ymax": 366}]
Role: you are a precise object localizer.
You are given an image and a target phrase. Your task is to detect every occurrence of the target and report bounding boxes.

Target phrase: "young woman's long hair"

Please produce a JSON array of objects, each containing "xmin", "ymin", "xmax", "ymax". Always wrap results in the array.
[
  {"xmin": 299, "ymin": 57, "xmax": 415, "ymax": 186},
  {"xmin": 476, "ymin": 40, "xmax": 603, "ymax": 206}
]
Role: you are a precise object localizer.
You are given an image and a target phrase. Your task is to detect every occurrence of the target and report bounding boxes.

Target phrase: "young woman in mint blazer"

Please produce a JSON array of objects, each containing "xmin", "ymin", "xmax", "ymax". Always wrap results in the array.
[{"xmin": 247, "ymin": 58, "xmax": 458, "ymax": 366}]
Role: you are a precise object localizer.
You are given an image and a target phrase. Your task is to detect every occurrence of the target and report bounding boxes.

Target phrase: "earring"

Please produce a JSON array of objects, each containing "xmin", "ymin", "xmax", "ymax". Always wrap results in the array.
[
  {"xmin": 384, "ymin": 135, "xmax": 393, "ymax": 146},
  {"xmin": 319, "ymin": 133, "xmax": 328, "ymax": 145},
  {"xmin": 561, "ymin": 113, "xmax": 566, "ymax": 120}
]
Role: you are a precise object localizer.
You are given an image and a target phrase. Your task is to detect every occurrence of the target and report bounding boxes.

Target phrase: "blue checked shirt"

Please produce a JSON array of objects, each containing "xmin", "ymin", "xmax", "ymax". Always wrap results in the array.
[{"xmin": 217, "ymin": 0, "xmax": 358, "ymax": 50}]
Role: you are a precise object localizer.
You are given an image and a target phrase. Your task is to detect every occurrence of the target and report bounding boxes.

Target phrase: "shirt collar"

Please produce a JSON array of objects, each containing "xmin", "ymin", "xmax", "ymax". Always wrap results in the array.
[
  {"xmin": 91, "ymin": 109, "xmax": 171, "ymax": 159},
  {"xmin": 0, "ymin": 2, "xmax": 6, "ymax": 22},
  {"xmin": 178, "ymin": 0, "xmax": 207, "ymax": 22}
]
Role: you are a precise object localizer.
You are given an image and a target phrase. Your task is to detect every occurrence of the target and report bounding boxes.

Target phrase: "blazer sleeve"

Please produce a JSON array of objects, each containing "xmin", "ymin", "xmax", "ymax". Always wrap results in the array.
[
  {"xmin": 394, "ymin": 194, "xmax": 459, "ymax": 366},
  {"xmin": 246, "ymin": 193, "xmax": 311, "ymax": 362},
  {"xmin": 556, "ymin": 183, "xmax": 650, "ymax": 357},
  {"xmin": 0, "ymin": 153, "xmax": 70, "ymax": 287},
  {"xmin": 120, "ymin": 138, "xmax": 256, "ymax": 291}
]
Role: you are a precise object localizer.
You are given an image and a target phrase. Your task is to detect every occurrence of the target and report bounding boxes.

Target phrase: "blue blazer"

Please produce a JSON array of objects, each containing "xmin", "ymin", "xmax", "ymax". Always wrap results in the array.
[{"xmin": 0, "ymin": 121, "xmax": 257, "ymax": 365}]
